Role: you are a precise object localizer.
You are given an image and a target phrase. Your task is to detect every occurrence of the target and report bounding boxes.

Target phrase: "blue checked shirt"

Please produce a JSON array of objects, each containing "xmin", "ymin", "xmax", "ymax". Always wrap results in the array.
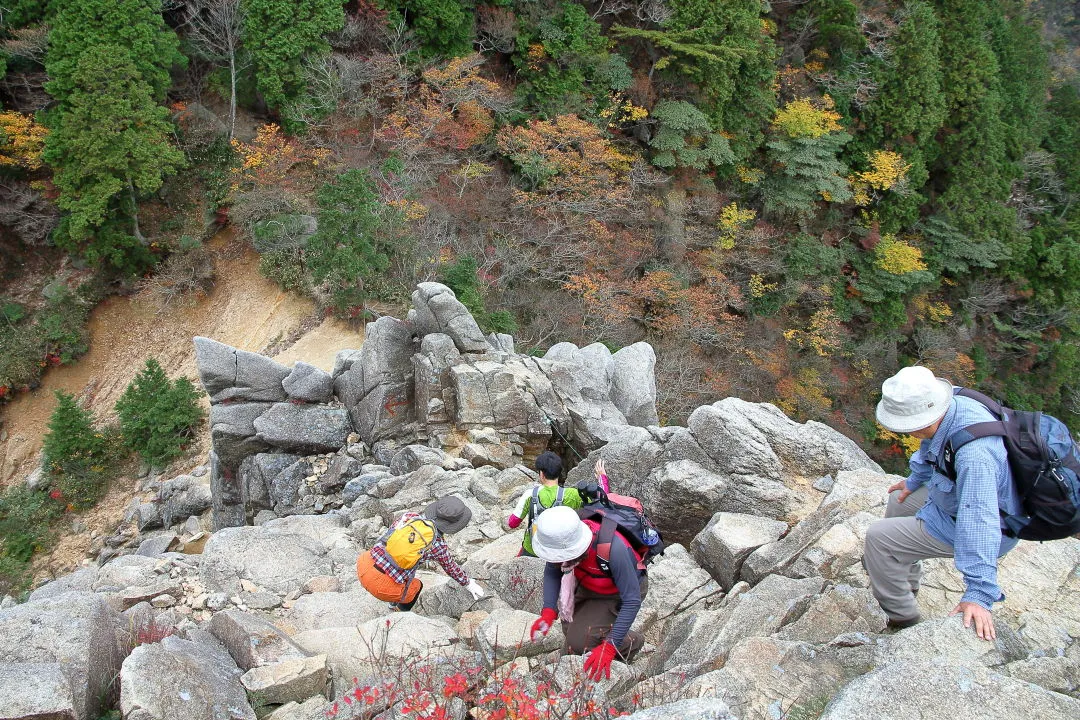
[{"xmin": 904, "ymin": 392, "xmax": 1022, "ymax": 610}]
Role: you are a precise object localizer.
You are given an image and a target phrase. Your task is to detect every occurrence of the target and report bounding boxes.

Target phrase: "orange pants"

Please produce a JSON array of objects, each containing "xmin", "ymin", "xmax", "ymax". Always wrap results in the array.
[{"xmin": 356, "ymin": 550, "xmax": 422, "ymax": 603}]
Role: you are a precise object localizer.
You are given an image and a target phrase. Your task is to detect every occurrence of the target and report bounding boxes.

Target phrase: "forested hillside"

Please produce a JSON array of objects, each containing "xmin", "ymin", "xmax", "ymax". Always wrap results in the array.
[{"xmin": 1, "ymin": 0, "xmax": 1078, "ymax": 465}]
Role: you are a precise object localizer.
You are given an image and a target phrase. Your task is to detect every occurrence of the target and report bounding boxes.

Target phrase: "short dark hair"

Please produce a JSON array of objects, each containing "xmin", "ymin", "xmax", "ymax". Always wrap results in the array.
[{"xmin": 534, "ymin": 451, "xmax": 562, "ymax": 480}]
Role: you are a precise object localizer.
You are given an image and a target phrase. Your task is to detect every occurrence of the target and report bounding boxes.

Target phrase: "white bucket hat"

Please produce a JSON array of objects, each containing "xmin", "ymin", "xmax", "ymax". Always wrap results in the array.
[
  {"xmin": 876, "ymin": 366, "xmax": 954, "ymax": 434},
  {"xmin": 531, "ymin": 506, "xmax": 593, "ymax": 562}
]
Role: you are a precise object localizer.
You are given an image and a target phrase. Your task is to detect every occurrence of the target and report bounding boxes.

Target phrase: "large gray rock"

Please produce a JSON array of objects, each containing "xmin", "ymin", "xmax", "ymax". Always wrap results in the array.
[
  {"xmin": 687, "ymin": 636, "xmax": 854, "ymax": 720},
  {"xmin": 540, "ymin": 343, "xmax": 633, "ymax": 449},
  {"xmin": 877, "ymin": 616, "xmax": 1022, "ymax": 669},
  {"xmin": 689, "ymin": 398, "xmax": 881, "ymax": 485},
  {"xmin": 621, "ymin": 699, "xmax": 737, "ymax": 720},
  {"xmin": 475, "ymin": 608, "xmax": 564, "ymax": 659},
  {"xmin": 120, "ymin": 634, "xmax": 257, "ymax": 720},
  {"xmin": 241, "ymin": 655, "xmax": 330, "ymax": 708},
  {"xmin": 265, "ymin": 697, "xmax": 330, "ymax": 720},
  {"xmin": 0, "ymin": 592, "xmax": 124, "ymax": 720},
  {"xmin": 450, "ymin": 359, "xmax": 562, "ymax": 440},
  {"xmin": 279, "ymin": 589, "xmax": 389, "ymax": 634},
  {"xmin": 413, "ymin": 333, "xmax": 462, "ymax": 430},
  {"xmin": 28, "ymin": 567, "xmax": 99, "ymax": 601},
  {"xmin": 632, "ymin": 544, "xmax": 721, "ymax": 643},
  {"xmin": 159, "ymin": 474, "xmax": 213, "ymax": 528},
  {"xmin": 291, "ymin": 613, "xmax": 460, "ymax": 697},
  {"xmin": 1005, "ymin": 651, "xmax": 1080, "ymax": 697},
  {"xmin": 0, "ymin": 663, "xmax": 76, "ymax": 720},
  {"xmin": 740, "ymin": 470, "xmax": 894, "ymax": 585},
  {"xmin": 253, "ymin": 403, "xmax": 352, "ymax": 454},
  {"xmin": 692, "ymin": 512, "xmax": 789, "ymax": 590},
  {"xmin": 610, "ymin": 342, "xmax": 659, "ymax": 426},
  {"xmin": 209, "ymin": 609, "xmax": 310, "ymax": 671},
  {"xmin": 238, "ymin": 452, "xmax": 305, "ymax": 515},
  {"xmin": 194, "ymin": 336, "xmax": 290, "ymax": 403},
  {"xmin": 820, "ymin": 658, "xmax": 1080, "ymax": 720},
  {"xmin": 659, "ymin": 574, "xmax": 824, "ymax": 672},
  {"xmin": 333, "ymin": 316, "xmax": 416, "ymax": 443},
  {"xmin": 408, "ymin": 282, "xmax": 488, "ymax": 353},
  {"xmin": 92, "ymin": 554, "xmax": 159, "ymax": 591},
  {"xmin": 282, "ymin": 362, "xmax": 334, "ymax": 404},
  {"xmin": 209, "ymin": 402, "xmax": 273, "ymax": 469},
  {"xmin": 775, "ymin": 584, "xmax": 888, "ymax": 644},
  {"xmin": 199, "ymin": 526, "xmax": 334, "ymax": 596}
]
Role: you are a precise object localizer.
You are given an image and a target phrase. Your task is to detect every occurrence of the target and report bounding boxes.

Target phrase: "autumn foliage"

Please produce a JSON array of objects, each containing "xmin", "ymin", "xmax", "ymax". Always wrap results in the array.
[{"xmin": 0, "ymin": 111, "xmax": 47, "ymax": 172}]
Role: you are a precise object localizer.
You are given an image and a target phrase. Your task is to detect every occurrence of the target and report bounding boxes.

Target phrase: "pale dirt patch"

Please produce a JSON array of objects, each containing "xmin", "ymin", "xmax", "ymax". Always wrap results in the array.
[
  {"xmin": 0, "ymin": 229, "xmax": 367, "ymax": 582},
  {"xmin": 271, "ymin": 316, "xmax": 364, "ymax": 371}
]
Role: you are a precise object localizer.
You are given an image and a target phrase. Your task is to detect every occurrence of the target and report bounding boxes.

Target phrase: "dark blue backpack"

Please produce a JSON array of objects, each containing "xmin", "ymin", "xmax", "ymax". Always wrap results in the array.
[{"xmin": 937, "ymin": 388, "xmax": 1080, "ymax": 541}]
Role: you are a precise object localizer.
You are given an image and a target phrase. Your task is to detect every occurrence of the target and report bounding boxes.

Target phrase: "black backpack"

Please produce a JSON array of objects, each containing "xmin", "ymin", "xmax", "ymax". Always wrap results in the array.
[
  {"xmin": 936, "ymin": 388, "xmax": 1080, "ymax": 541},
  {"xmin": 575, "ymin": 482, "xmax": 664, "ymax": 574}
]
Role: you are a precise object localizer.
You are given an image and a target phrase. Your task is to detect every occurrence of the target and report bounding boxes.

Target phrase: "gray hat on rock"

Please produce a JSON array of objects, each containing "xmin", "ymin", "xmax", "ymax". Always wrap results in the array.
[
  {"xmin": 424, "ymin": 495, "xmax": 472, "ymax": 535},
  {"xmin": 876, "ymin": 366, "xmax": 954, "ymax": 434}
]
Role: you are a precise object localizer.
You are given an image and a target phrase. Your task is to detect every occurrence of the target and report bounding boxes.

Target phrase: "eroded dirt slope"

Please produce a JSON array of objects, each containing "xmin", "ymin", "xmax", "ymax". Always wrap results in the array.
[{"xmin": 0, "ymin": 229, "xmax": 365, "ymax": 489}]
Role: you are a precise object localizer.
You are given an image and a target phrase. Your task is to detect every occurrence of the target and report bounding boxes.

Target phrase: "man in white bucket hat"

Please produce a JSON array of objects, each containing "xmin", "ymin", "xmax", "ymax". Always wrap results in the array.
[
  {"xmin": 864, "ymin": 366, "xmax": 1021, "ymax": 640},
  {"xmin": 527, "ymin": 505, "xmax": 648, "ymax": 680}
]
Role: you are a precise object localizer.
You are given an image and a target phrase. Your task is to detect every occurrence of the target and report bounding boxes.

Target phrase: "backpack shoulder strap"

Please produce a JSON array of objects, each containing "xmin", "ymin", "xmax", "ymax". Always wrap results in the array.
[
  {"xmin": 955, "ymin": 387, "xmax": 1005, "ymax": 417},
  {"xmin": 528, "ymin": 485, "xmax": 541, "ymax": 524},
  {"xmin": 555, "ymin": 486, "xmax": 565, "ymax": 506},
  {"xmin": 594, "ymin": 514, "xmax": 617, "ymax": 567},
  {"xmin": 940, "ymin": 421, "xmax": 1009, "ymax": 479}
]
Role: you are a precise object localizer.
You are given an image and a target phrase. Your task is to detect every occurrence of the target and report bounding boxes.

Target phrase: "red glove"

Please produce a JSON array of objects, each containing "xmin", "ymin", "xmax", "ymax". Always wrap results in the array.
[
  {"xmin": 583, "ymin": 641, "xmax": 619, "ymax": 681},
  {"xmin": 530, "ymin": 607, "xmax": 558, "ymax": 641}
]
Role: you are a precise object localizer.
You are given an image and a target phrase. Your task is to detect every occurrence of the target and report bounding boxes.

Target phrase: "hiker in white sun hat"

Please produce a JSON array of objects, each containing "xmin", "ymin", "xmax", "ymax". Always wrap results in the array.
[
  {"xmin": 528, "ymin": 505, "xmax": 648, "ymax": 681},
  {"xmin": 875, "ymin": 365, "xmax": 954, "ymax": 434},
  {"xmin": 864, "ymin": 366, "xmax": 1021, "ymax": 642}
]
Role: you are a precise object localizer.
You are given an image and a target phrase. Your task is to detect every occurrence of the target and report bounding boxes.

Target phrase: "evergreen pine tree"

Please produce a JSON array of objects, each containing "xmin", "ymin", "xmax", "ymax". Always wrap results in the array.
[{"xmin": 115, "ymin": 358, "xmax": 204, "ymax": 467}]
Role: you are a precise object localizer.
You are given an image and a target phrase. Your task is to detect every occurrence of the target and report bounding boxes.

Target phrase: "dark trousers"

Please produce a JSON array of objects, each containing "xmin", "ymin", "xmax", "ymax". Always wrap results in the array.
[{"xmin": 561, "ymin": 576, "xmax": 648, "ymax": 661}]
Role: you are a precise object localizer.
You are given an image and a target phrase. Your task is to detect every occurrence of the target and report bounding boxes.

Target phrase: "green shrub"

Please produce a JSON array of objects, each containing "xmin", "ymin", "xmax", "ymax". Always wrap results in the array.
[
  {"xmin": 42, "ymin": 391, "xmax": 116, "ymax": 509},
  {"xmin": 259, "ymin": 249, "xmax": 309, "ymax": 294},
  {"xmin": 0, "ymin": 484, "xmax": 64, "ymax": 594},
  {"xmin": 1, "ymin": 300, "xmax": 27, "ymax": 324},
  {"xmin": 115, "ymin": 358, "xmax": 204, "ymax": 467},
  {"xmin": 37, "ymin": 285, "xmax": 91, "ymax": 364},
  {"xmin": 0, "ymin": 323, "xmax": 44, "ymax": 392},
  {"xmin": 439, "ymin": 256, "xmax": 518, "ymax": 335}
]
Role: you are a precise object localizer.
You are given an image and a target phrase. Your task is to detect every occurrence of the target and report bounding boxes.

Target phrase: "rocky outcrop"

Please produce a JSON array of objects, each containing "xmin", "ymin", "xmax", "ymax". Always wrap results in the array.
[
  {"xmin": 12, "ymin": 281, "xmax": 1080, "ymax": 720},
  {"xmin": 195, "ymin": 283, "xmax": 660, "ymax": 529},
  {"xmin": 565, "ymin": 402, "xmax": 881, "ymax": 545}
]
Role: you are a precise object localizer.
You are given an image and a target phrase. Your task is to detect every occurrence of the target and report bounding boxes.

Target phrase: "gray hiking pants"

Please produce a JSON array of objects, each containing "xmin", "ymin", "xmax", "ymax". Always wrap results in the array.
[
  {"xmin": 863, "ymin": 485, "xmax": 954, "ymax": 623},
  {"xmin": 561, "ymin": 577, "xmax": 648, "ymax": 661}
]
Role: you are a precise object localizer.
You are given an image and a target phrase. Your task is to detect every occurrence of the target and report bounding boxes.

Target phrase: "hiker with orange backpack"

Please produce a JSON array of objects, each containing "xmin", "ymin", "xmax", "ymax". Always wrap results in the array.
[
  {"xmin": 527, "ymin": 466, "xmax": 662, "ymax": 681},
  {"xmin": 356, "ymin": 495, "xmax": 486, "ymax": 611}
]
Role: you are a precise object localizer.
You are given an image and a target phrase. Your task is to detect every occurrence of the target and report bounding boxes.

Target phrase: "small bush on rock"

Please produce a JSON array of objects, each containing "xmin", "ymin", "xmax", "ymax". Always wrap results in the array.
[{"xmin": 115, "ymin": 358, "xmax": 205, "ymax": 467}]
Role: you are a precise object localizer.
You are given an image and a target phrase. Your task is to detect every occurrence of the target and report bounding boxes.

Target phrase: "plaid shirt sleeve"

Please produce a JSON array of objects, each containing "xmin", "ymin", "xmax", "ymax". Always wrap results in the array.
[
  {"xmin": 425, "ymin": 537, "xmax": 470, "ymax": 586},
  {"xmin": 952, "ymin": 440, "xmax": 1009, "ymax": 609}
]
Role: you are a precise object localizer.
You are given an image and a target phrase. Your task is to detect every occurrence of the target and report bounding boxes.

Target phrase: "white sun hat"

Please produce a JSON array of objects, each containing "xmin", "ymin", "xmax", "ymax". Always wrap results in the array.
[
  {"xmin": 531, "ymin": 506, "xmax": 593, "ymax": 562},
  {"xmin": 875, "ymin": 366, "xmax": 954, "ymax": 434}
]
